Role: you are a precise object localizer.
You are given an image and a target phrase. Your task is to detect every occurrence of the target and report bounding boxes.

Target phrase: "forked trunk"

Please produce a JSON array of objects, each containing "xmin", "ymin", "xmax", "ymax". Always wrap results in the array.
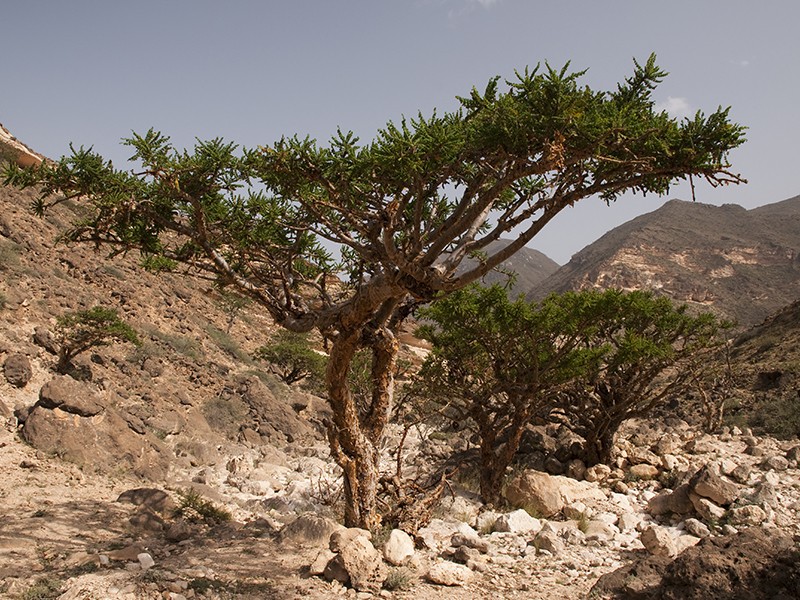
[{"xmin": 325, "ymin": 325, "xmax": 398, "ymax": 530}]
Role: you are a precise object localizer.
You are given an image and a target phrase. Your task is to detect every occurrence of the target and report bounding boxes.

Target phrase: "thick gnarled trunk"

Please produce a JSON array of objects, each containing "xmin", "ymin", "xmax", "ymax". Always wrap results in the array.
[{"xmin": 325, "ymin": 322, "xmax": 398, "ymax": 530}]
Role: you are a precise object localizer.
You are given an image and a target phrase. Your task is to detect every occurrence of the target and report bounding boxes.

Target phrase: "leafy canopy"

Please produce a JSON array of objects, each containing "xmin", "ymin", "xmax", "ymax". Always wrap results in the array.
[
  {"xmin": 55, "ymin": 305, "xmax": 139, "ymax": 371},
  {"xmin": 4, "ymin": 54, "xmax": 745, "ymax": 338}
]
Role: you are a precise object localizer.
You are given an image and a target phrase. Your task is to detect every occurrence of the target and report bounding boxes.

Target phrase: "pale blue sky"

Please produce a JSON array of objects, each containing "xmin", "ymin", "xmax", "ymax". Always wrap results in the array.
[{"xmin": 4, "ymin": 1, "xmax": 799, "ymax": 264}]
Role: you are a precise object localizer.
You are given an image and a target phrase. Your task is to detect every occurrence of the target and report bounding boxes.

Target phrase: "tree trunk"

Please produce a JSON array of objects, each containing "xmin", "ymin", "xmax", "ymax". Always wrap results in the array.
[
  {"xmin": 478, "ymin": 403, "xmax": 529, "ymax": 505},
  {"xmin": 582, "ymin": 418, "xmax": 617, "ymax": 467},
  {"xmin": 325, "ymin": 324, "xmax": 398, "ymax": 530}
]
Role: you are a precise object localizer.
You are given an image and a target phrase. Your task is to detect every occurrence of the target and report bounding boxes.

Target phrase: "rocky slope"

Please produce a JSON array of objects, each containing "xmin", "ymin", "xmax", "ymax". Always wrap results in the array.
[
  {"xmin": 528, "ymin": 197, "xmax": 800, "ymax": 327},
  {"xmin": 458, "ymin": 239, "xmax": 560, "ymax": 296},
  {"xmin": 1, "ymin": 139, "xmax": 800, "ymax": 599}
]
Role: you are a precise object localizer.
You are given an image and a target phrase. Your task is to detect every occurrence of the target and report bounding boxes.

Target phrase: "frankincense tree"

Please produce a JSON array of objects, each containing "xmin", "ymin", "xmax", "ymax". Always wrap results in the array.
[{"xmin": 5, "ymin": 55, "xmax": 744, "ymax": 529}]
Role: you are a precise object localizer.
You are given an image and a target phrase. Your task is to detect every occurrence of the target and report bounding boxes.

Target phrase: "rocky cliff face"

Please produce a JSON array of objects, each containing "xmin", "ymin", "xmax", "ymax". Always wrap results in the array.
[{"xmin": 529, "ymin": 198, "xmax": 800, "ymax": 326}]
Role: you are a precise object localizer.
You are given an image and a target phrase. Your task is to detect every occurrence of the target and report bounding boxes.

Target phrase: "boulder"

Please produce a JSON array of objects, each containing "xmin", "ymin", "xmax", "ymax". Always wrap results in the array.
[
  {"xmin": 324, "ymin": 535, "xmax": 386, "ymax": 593},
  {"xmin": 504, "ymin": 469, "xmax": 605, "ymax": 518},
  {"xmin": 647, "ymin": 483, "xmax": 694, "ymax": 516},
  {"xmin": 237, "ymin": 376, "xmax": 317, "ymax": 444},
  {"xmin": 308, "ymin": 549, "xmax": 336, "ymax": 576},
  {"xmin": 682, "ymin": 518, "xmax": 711, "ymax": 538},
  {"xmin": 279, "ymin": 513, "xmax": 343, "ymax": 546},
  {"xmin": 727, "ymin": 505, "xmax": 768, "ymax": 526},
  {"xmin": 690, "ymin": 465, "xmax": 740, "ymax": 506},
  {"xmin": 117, "ymin": 488, "xmax": 176, "ymax": 514},
  {"xmin": 3, "ymin": 353, "xmax": 32, "ymax": 388},
  {"xmin": 629, "ymin": 463, "xmax": 659, "ymax": 480},
  {"xmin": 383, "ymin": 529, "xmax": 414, "ymax": 566},
  {"xmin": 493, "ymin": 509, "xmax": 541, "ymax": 534},
  {"xmin": 533, "ymin": 530, "xmax": 564, "ymax": 555},
  {"xmin": 417, "ymin": 520, "xmax": 477, "ymax": 552},
  {"xmin": 450, "ymin": 532, "xmax": 490, "ymax": 554},
  {"xmin": 427, "ymin": 561, "xmax": 473, "ymax": 586},
  {"xmin": 760, "ymin": 455, "xmax": 789, "ymax": 472},
  {"xmin": 689, "ymin": 492, "xmax": 727, "ymax": 522},
  {"xmin": 329, "ymin": 527, "xmax": 371, "ymax": 552},
  {"xmin": 22, "ymin": 378, "xmax": 168, "ymax": 479},
  {"xmin": 585, "ymin": 463, "xmax": 612, "ymax": 483},
  {"xmin": 640, "ymin": 525, "xmax": 677, "ymax": 558}
]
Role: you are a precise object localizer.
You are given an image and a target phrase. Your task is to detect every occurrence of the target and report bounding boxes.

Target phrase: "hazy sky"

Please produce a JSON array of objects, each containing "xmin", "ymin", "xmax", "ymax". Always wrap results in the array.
[{"xmin": 4, "ymin": 1, "xmax": 799, "ymax": 264}]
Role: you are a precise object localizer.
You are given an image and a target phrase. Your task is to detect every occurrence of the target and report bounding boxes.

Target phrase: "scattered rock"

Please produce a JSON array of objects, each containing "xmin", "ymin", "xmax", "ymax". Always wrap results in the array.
[
  {"xmin": 427, "ymin": 561, "xmax": 474, "ymax": 586},
  {"xmin": 3, "ymin": 353, "xmax": 32, "ymax": 388},
  {"xmin": 383, "ymin": 529, "xmax": 414, "ymax": 566},
  {"xmin": 493, "ymin": 508, "xmax": 541, "ymax": 534},
  {"xmin": 137, "ymin": 552, "xmax": 155, "ymax": 570},
  {"xmin": 640, "ymin": 525, "xmax": 677, "ymax": 558}
]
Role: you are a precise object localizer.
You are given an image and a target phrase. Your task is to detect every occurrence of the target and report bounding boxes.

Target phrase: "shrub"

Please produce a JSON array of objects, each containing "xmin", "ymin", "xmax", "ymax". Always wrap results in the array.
[
  {"xmin": 55, "ymin": 306, "xmax": 139, "ymax": 373},
  {"xmin": 174, "ymin": 488, "xmax": 231, "ymax": 525},
  {"xmin": 254, "ymin": 330, "xmax": 327, "ymax": 387}
]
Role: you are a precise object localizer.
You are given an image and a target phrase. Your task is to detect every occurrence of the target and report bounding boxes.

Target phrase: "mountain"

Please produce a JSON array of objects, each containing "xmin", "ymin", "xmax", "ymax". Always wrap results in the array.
[
  {"xmin": 462, "ymin": 239, "xmax": 560, "ymax": 295},
  {"xmin": 528, "ymin": 197, "xmax": 800, "ymax": 326}
]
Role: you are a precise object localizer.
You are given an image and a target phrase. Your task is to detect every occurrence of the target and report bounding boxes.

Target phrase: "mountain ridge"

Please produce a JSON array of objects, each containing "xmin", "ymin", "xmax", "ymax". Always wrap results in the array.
[{"xmin": 526, "ymin": 196, "xmax": 800, "ymax": 326}]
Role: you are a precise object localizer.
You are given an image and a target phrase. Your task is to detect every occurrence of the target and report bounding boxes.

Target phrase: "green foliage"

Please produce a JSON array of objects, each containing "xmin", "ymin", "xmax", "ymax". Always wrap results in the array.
[
  {"xmin": 22, "ymin": 577, "xmax": 63, "ymax": 600},
  {"xmin": 215, "ymin": 288, "xmax": 251, "ymax": 333},
  {"xmin": 174, "ymin": 488, "xmax": 231, "ymax": 525},
  {"xmin": 384, "ymin": 567, "xmax": 416, "ymax": 591},
  {"xmin": 254, "ymin": 330, "xmax": 327, "ymax": 386},
  {"xmin": 4, "ymin": 56, "xmax": 745, "ymax": 530},
  {"xmin": 415, "ymin": 285, "xmax": 729, "ymax": 500},
  {"xmin": 55, "ymin": 305, "xmax": 139, "ymax": 372},
  {"xmin": 554, "ymin": 289, "xmax": 730, "ymax": 464},
  {"xmin": 415, "ymin": 284, "xmax": 607, "ymax": 501}
]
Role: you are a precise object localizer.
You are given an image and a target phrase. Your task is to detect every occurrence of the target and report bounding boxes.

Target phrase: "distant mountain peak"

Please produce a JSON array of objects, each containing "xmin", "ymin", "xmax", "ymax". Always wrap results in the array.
[{"xmin": 528, "ymin": 197, "xmax": 800, "ymax": 326}]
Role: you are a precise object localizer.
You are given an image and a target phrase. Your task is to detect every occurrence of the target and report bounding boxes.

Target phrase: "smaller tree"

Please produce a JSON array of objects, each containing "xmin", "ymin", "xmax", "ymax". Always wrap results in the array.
[
  {"xmin": 254, "ymin": 330, "xmax": 327, "ymax": 386},
  {"xmin": 415, "ymin": 285, "xmax": 603, "ymax": 504},
  {"xmin": 55, "ymin": 306, "xmax": 139, "ymax": 373},
  {"xmin": 551, "ymin": 290, "xmax": 730, "ymax": 465}
]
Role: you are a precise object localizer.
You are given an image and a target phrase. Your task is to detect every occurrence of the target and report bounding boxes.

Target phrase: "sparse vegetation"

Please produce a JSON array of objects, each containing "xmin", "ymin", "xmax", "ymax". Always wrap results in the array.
[
  {"xmin": 202, "ymin": 395, "xmax": 249, "ymax": 438},
  {"xmin": 0, "ymin": 239, "xmax": 23, "ymax": 270},
  {"xmin": 205, "ymin": 323, "xmax": 251, "ymax": 363},
  {"xmin": 254, "ymin": 330, "xmax": 327, "ymax": 386},
  {"xmin": 6, "ymin": 55, "xmax": 745, "ymax": 529},
  {"xmin": 21, "ymin": 577, "xmax": 63, "ymax": 600},
  {"xmin": 383, "ymin": 567, "xmax": 415, "ymax": 591},
  {"xmin": 174, "ymin": 488, "xmax": 232, "ymax": 525},
  {"xmin": 140, "ymin": 324, "xmax": 203, "ymax": 361},
  {"xmin": 54, "ymin": 305, "xmax": 139, "ymax": 373}
]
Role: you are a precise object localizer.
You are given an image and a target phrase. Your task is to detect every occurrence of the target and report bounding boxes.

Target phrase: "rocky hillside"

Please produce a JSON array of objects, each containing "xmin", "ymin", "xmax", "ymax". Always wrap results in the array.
[
  {"xmin": 459, "ymin": 238, "xmax": 560, "ymax": 296},
  {"xmin": 719, "ymin": 299, "xmax": 800, "ymax": 439},
  {"xmin": 2, "ymin": 136, "xmax": 800, "ymax": 599},
  {"xmin": 528, "ymin": 197, "xmax": 800, "ymax": 327}
]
